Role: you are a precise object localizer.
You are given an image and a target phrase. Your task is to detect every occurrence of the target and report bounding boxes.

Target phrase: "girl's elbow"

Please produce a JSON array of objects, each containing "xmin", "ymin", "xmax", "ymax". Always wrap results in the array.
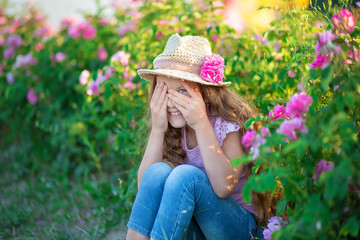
[{"xmin": 214, "ymin": 187, "xmax": 233, "ymax": 199}]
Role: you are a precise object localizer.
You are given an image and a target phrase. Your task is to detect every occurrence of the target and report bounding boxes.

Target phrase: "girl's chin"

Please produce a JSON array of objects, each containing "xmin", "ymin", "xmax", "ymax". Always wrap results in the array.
[{"xmin": 168, "ymin": 118, "xmax": 186, "ymax": 128}]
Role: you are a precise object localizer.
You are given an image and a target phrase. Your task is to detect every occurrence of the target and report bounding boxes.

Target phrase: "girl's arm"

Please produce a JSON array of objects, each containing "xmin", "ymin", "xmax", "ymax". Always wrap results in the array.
[
  {"xmin": 137, "ymin": 82, "xmax": 168, "ymax": 187},
  {"xmin": 194, "ymin": 120, "xmax": 244, "ymax": 198},
  {"xmin": 168, "ymin": 81, "xmax": 244, "ymax": 198}
]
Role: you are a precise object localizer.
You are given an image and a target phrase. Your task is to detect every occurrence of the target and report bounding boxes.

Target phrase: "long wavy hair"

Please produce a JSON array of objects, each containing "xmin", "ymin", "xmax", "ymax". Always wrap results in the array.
[{"xmin": 147, "ymin": 77, "xmax": 272, "ymax": 225}]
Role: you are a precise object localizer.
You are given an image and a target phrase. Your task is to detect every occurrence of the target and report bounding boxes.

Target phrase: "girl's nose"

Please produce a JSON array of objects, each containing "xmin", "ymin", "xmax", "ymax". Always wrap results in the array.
[{"xmin": 167, "ymin": 98, "xmax": 175, "ymax": 108}]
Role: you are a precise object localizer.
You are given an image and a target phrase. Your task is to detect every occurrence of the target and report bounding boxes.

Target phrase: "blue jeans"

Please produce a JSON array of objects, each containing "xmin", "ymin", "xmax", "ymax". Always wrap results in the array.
[{"xmin": 127, "ymin": 162, "xmax": 263, "ymax": 240}]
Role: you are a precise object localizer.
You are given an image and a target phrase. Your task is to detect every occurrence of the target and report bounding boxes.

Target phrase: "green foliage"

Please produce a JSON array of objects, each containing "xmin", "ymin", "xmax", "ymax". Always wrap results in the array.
[{"xmin": 0, "ymin": 0, "xmax": 359, "ymax": 239}]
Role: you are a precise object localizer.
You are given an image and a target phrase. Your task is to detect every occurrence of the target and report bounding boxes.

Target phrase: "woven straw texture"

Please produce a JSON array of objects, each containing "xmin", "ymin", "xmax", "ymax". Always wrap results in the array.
[{"xmin": 137, "ymin": 33, "xmax": 230, "ymax": 86}]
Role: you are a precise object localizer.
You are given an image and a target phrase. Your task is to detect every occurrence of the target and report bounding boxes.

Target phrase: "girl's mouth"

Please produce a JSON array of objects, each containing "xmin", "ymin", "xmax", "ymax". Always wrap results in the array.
[{"xmin": 169, "ymin": 111, "xmax": 182, "ymax": 118}]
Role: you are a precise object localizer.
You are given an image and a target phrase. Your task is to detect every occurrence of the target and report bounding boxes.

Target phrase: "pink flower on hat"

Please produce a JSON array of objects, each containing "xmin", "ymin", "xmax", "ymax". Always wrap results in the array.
[{"xmin": 200, "ymin": 54, "xmax": 225, "ymax": 84}]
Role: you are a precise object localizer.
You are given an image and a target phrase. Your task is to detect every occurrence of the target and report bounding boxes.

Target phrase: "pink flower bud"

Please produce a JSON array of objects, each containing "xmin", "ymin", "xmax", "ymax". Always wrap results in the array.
[
  {"xmin": 313, "ymin": 159, "xmax": 334, "ymax": 181},
  {"xmin": 97, "ymin": 47, "xmax": 108, "ymax": 61},
  {"xmin": 241, "ymin": 130, "xmax": 256, "ymax": 148},
  {"xmin": 55, "ymin": 52, "xmax": 66, "ymax": 62},
  {"xmin": 7, "ymin": 34, "xmax": 22, "ymax": 48},
  {"xmin": 310, "ymin": 53, "xmax": 330, "ymax": 69},
  {"xmin": 268, "ymin": 105, "xmax": 287, "ymax": 121},
  {"xmin": 27, "ymin": 88, "xmax": 38, "ymax": 104},
  {"xmin": 79, "ymin": 70, "xmax": 90, "ymax": 85},
  {"xmin": 286, "ymin": 93, "xmax": 313, "ymax": 118},
  {"xmin": 288, "ymin": 69, "xmax": 296, "ymax": 78},
  {"xmin": 276, "ymin": 117, "xmax": 308, "ymax": 140},
  {"xmin": 7, "ymin": 72, "xmax": 14, "ymax": 84},
  {"xmin": 155, "ymin": 31, "xmax": 163, "ymax": 40}
]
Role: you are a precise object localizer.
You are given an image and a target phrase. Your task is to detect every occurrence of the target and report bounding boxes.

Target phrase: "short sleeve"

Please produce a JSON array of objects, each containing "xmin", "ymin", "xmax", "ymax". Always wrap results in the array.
[{"xmin": 212, "ymin": 117, "xmax": 241, "ymax": 147}]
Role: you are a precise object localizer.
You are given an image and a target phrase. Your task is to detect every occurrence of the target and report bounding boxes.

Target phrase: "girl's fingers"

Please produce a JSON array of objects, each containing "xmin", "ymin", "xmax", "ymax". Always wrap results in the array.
[
  {"xmin": 168, "ymin": 91, "xmax": 189, "ymax": 108},
  {"xmin": 160, "ymin": 94, "xmax": 168, "ymax": 112},
  {"xmin": 158, "ymin": 85, "xmax": 167, "ymax": 109},
  {"xmin": 180, "ymin": 80, "xmax": 196, "ymax": 98},
  {"xmin": 152, "ymin": 82, "xmax": 164, "ymax": 107},
  {"xmin": 171, "ymin": 99, "xmax": 186, "ymax": 114}
]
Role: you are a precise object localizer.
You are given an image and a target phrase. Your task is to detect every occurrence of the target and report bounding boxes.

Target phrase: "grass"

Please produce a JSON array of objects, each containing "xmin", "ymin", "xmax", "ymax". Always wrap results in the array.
[{"xmin": 0, "ymin": 141, "xmax": 137, "ymax": 240}]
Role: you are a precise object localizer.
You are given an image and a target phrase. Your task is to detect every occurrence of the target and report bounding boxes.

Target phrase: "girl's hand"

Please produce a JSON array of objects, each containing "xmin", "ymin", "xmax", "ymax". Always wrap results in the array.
[
  {"xmin": 168, "ymin": 81, "xmax": 209, "ymax": 131},
  {"xmin": 150, "ymin": 82, "xmax": 168, "ymax": 133}
]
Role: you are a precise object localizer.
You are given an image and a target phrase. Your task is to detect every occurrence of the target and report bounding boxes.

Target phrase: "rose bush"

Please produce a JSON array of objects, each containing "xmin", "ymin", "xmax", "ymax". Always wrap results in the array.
[{"xmin": 0, "ymin": 0, "xmax": 359, "ymax": 239}]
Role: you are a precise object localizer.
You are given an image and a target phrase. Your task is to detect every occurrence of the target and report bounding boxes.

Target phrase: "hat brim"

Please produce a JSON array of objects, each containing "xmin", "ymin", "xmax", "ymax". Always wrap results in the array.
[{"xmin": 137, "ymin": 68, "xmax": 231, "ymax": 87}]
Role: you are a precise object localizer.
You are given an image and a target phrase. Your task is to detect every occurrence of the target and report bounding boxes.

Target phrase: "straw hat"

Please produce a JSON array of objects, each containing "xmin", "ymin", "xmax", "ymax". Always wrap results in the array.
[{"xmin": 137, "ymin": 33, "xmax": 231, "ymax": 86}]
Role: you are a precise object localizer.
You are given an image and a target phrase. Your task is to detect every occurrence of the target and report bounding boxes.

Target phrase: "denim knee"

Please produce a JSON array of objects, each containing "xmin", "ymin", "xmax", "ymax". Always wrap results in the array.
[
  {"xmin": 140, "ymin": 162, "xmax": 173, "ymax": 191},
  {"xmin": 164, "ymin": 164, "xmax": 208, "ymax": 193}
]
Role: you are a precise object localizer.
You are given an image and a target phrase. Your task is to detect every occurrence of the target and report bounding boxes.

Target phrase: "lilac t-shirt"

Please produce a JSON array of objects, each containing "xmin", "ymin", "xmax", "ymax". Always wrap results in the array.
[{"xmin": 182, "ymin": 117, "xmax": 256, "ymax": 215}]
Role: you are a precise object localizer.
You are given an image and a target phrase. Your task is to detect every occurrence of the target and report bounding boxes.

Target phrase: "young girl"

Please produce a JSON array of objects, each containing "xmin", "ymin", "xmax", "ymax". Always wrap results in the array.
[{"xmin": 126, "ymin": 34, "xmax": 268, "ymax": 240}]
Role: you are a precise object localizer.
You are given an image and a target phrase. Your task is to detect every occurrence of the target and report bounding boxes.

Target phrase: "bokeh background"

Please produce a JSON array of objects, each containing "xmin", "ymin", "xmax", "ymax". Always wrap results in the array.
[{"xmin": 1, "ymin": 0, "xmax": 359, "ymax": 239}]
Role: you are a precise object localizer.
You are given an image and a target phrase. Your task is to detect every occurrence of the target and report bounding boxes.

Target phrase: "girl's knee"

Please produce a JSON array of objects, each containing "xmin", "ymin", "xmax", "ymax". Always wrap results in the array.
[
  {"xmin": 165, "ymin": 164, "xmax": 207, "ymax": 189},
  {"xmin": 140, "ymin": 162, "xmax": 173, "ymax": 190}
]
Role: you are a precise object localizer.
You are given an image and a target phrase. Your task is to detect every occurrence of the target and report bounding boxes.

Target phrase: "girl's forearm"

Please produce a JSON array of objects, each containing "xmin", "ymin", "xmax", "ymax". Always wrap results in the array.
[
  {"xmin": 194, "ymin": 121, "xmax": 240, "ymax": 198},
  {"xmin": 137, "ymin": 129, "xmax": 165, "ymax": 187}
]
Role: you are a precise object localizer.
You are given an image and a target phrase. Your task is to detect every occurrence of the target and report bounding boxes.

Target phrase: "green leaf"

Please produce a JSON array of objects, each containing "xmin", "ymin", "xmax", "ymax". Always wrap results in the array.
[
  {"xmin": 283, "ymin": 139, "xmax": 308, "ymax": 157},
  {"xmin": 309, "ymin": 68, "xmax": 318, "ymax": 80},
  {"xmin": 340, "ymin": 216, "xmax": 360, "ymax": 237},
  {"xmin": 276, "ymin": 198, "xmax": 287, "ymax": 216},
  {"xmin": 245, "ymin": 118, "xmax": 255, "ymax": 129},
  {"xmin": 231, "ymin": 155, "xmax": 252, "ymax": 167},
  {"xmin": 324, "ymin": 171, "xmax": 348, "ymax": 201},
  {"xmin": 104, "ymin": 85, "xmax": 112, "ymax": 99},
  {"xmin": 320, "ymin": 66, "xmax": 333, "ymax": 91}
]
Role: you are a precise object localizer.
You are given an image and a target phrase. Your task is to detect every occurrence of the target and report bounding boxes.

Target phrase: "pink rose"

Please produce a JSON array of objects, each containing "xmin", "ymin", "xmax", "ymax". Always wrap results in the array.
[
  {"xmin": 97, "ymin": 47, "xmax": 108, "ymax": 61},
  {"xmin": 286, "ymin": 93, "xmax": 313, "ymax": 118},
  {"xmin": 155, "ymin": 31, "xmax": 163, "ymax": 40},
  {"xmin": 7, "ymin": 72, "xmax": 14, "ymax": 84},
  {"xmin": 310, "ymin": 53, "xmax": 330, "ymax": 69},
  {"xmin": 211, "ymin": 34, "xmax": 218, "ymax": 42},
  {"xmin": 241, "ymin": 130, "xmax": 256, "ymax": 148},
  {"xmin": 288, "ymin": 69, "xmax": 296, "ymax": 78},
  {"xmin": 82, "ymin": 23, "xmax": 96, "ymax": 39},
  {"xmin": 68, "ymin": 22, "xmax": 96, "ymax": 39},
  {"xmin": 87, "ymin": 80, "xmax": 100, "ymax": 95},
  {"xmin": 27, "ymin": 88, "xmax": 38, "ymax": 104},
  {"xmin": 55, "ymin": 52, "xmax": 66, "ymax": 62},
  {"xmin": 118, "ymin": 20, "xmax": 137, "ymax": 37},
  {"xmin": 332, "ymin": 9, "xmax": 356, "ymax": 33},
  {"xmin": 313, "ymin": 159, "xmax": 334, "ymax": 181},
  {"xmin": 314, "ymin": 30, "xmax": 339, "ymax": 56},
  {"xmin": 277, "ymin": 117, "xmax": 308, "ymax": 140},
  {"xmin": 61, "ymin": 16, "xmax": 77, "ymax": 29},
  {"xmin": 260, "ymin": 127, "xmax": 270, "ymax": 137},
  {"xmin": 68, "ymin": 24, "xmax": 81, "ymax": 38},
  {"xmin": 111, "ymin": 51, "xmax": 130, "ymax": 66},
  {"xmin": 200, "ymin": 54, "xmax": 225, "ymax": 84},
  {"xmin": 3, "ymin": 47, "xmax": 15, "ymax": 59},
  {"xmin": 14, "ymin": 53, "xmax": 37, "ymax": 69},
  {"xmin": 33, "ymin": 25, "xmax": 55, "ymax": 38},
  {"xmin": 340, "ymin": 9, "xmax": 356, "ymax": 33},
  {"xmin": 268, "ymin": 105, "xmax": 287, "ymax": 121},
  {"xmin": 263, "ymin": 216, "xmax": 288, "ymax": 240},
  {"xmin": 7, "ymin": 34, "xmax": 22, "ymax": 48},
  {"xmin": 79, "ymin": 70, "xmax": 90, "ymax": 85}
]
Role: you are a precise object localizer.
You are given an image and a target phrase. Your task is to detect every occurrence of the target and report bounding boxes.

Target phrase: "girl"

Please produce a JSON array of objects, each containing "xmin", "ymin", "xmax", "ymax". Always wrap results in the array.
[{"xmin": 126, "ymin": 34, "xmax": 268, "ymax": 240}]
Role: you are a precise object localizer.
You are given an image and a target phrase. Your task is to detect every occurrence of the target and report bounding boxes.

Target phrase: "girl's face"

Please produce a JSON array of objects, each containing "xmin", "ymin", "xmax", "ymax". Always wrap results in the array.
[{"xmin": 156, "ymin": 75, "xmax": 197, "ymax": 128}]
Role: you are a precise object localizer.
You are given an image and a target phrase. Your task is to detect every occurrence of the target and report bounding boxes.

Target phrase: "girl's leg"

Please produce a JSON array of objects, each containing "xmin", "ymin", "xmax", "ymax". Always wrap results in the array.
[
  {"xmin": 150, "ymin": 164, "xmax": 261, "ymax": 240},
  {"xmin": 127, "ymin": 162, "xmax": 173, "ymax": 239}
]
